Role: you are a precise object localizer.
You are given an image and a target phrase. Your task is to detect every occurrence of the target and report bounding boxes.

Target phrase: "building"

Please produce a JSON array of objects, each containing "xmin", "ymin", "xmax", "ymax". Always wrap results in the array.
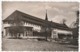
[
  {"xmin": 3, "ymin": 10, "xmax": 72, "ymax": 39},
  {"xmin": 51, "ymin": 21, "xmax": 72, "ymax": 39}
]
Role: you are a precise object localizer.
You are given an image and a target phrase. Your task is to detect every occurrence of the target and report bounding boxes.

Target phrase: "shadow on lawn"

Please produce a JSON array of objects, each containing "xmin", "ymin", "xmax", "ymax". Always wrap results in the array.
[
  {"xmin": 8, "ymin": 37, "xmax": 22, "ymax": 39},
  {"xmin": 68, "ymin": 46, "xmax": 78, "ymax": 49}
]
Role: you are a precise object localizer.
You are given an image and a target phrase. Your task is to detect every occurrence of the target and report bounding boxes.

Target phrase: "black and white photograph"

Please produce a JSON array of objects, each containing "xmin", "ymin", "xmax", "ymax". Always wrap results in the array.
[{"xmin": 2, "ymin": 1, "xmax": 79, "ymax": 51}]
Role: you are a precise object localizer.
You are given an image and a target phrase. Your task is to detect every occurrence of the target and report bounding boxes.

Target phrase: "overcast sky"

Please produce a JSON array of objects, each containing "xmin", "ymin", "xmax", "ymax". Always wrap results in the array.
[{"xmin": 2, "ymin": 2, "xmax": 79, "ymax": 28}]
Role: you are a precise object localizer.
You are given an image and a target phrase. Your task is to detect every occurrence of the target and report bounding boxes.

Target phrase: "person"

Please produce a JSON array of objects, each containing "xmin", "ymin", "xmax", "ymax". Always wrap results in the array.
[{"xmin": 2, "ymin": 31, "xmax": 3, "ymax": 37}]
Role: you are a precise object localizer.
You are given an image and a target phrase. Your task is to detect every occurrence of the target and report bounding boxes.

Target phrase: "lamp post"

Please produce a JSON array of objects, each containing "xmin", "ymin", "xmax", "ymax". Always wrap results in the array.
[{"xmin": 45, "ymin": 27, "xmax": 49, "ymax": 41}]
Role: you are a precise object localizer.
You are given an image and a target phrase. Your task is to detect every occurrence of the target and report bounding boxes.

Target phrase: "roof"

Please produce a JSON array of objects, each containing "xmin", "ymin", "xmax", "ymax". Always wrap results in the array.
[
  {"xmin": 3, "ymin": 10, "xmax": 72, "ymax": 31},
  {"xmin": 4, "ymin": 26, "xmax": 33, "ymax": 30},
  {"xmin": 3, "ymin": 10, "xmax": 49, "ymax": 26},
  {"xmin": 50, "ymin": 21, "xmax": 71, "ymax": 30}
]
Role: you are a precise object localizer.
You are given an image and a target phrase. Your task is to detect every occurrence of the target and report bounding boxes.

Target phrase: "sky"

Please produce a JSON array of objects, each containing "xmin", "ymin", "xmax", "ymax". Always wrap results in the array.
[{"xmin": 2, "ymin": 2, "xmax": 79, "ymax": 28}]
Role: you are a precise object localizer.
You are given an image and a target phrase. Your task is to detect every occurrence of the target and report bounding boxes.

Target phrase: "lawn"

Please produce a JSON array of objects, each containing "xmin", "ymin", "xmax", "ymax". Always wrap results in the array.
[{"xmin": 2, "ymin": 38, "xmax": 78, "ymax": 51}]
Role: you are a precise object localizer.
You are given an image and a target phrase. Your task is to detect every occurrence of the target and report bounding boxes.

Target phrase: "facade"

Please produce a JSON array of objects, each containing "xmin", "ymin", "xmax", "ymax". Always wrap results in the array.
[
  {"xmin": 51, "ymin": 23, "xmax": 72, "ymax": 39},
  {"xmin": 51, "ymin": 28, "xmax": 72, "ymax": 39},
  {"xmin": 3, "ymin": 10, "xmax": 72, "ymax": 39}
]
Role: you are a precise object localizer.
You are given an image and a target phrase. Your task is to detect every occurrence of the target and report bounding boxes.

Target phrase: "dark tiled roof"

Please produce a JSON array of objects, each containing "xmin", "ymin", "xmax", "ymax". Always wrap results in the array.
[
  {"xmin": 3, "ymin": 10, "xmax": 48, "ymax": 26},
  {"xmin": 3, "ymin": 10, "xmax": 71, "ymax": 31}
]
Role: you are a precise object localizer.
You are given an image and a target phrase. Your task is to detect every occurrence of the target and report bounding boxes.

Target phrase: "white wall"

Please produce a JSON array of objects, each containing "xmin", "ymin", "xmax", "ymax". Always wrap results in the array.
[
  {"xmin": 3, "ymin": 23, "xmax": 11, "ymax": 27},
  {"xmin": 51, "ymin": 28, "xmax": 72, "ymax": 39},
  {"xmin": 53, "ymin": 29, "xmax": 72, "ymax": 34},
  {"xmin": 24, "ymin": 22, "xmax": 41, "ymax": 32},
  {"xmin": 3, "ymin": 22, "xmax": 42, "ymax": 36},
  {"xmin": 3, "ymin": 22, "xmax": 41, "ymax": 31}
]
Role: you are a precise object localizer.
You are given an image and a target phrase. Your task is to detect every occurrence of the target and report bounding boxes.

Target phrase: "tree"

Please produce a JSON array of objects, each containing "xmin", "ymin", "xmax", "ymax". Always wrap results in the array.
[
  {"xmin": 9, "ymin": 26, "xmax": 24, "ymax": 38},
  {"xmin": 8, "ymin": 18, "xmax": 24, "ymax": 38},
  {"xmin": 72, "ymin": 11, "xmax": 79, "ymax": 45}
]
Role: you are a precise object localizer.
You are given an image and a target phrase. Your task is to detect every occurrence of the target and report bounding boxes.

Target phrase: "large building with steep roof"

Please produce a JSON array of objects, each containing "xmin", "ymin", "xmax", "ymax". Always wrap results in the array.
[{"xmin": 3, "ymin": 10, "xmax": 72, "ymax": 39}]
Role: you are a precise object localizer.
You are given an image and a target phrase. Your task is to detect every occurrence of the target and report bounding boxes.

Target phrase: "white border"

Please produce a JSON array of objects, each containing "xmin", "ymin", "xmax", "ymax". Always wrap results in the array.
[
  {"xmin": 0, "ymin": 0, "xmax": 80, "ymax": 52},
  {"xmin": 0, "ymin": 0, "xmax": 2, "ymax": 51},
  {"xmin": 1, "ymin": 0, "xmax": 80, "ymax": 2}
]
